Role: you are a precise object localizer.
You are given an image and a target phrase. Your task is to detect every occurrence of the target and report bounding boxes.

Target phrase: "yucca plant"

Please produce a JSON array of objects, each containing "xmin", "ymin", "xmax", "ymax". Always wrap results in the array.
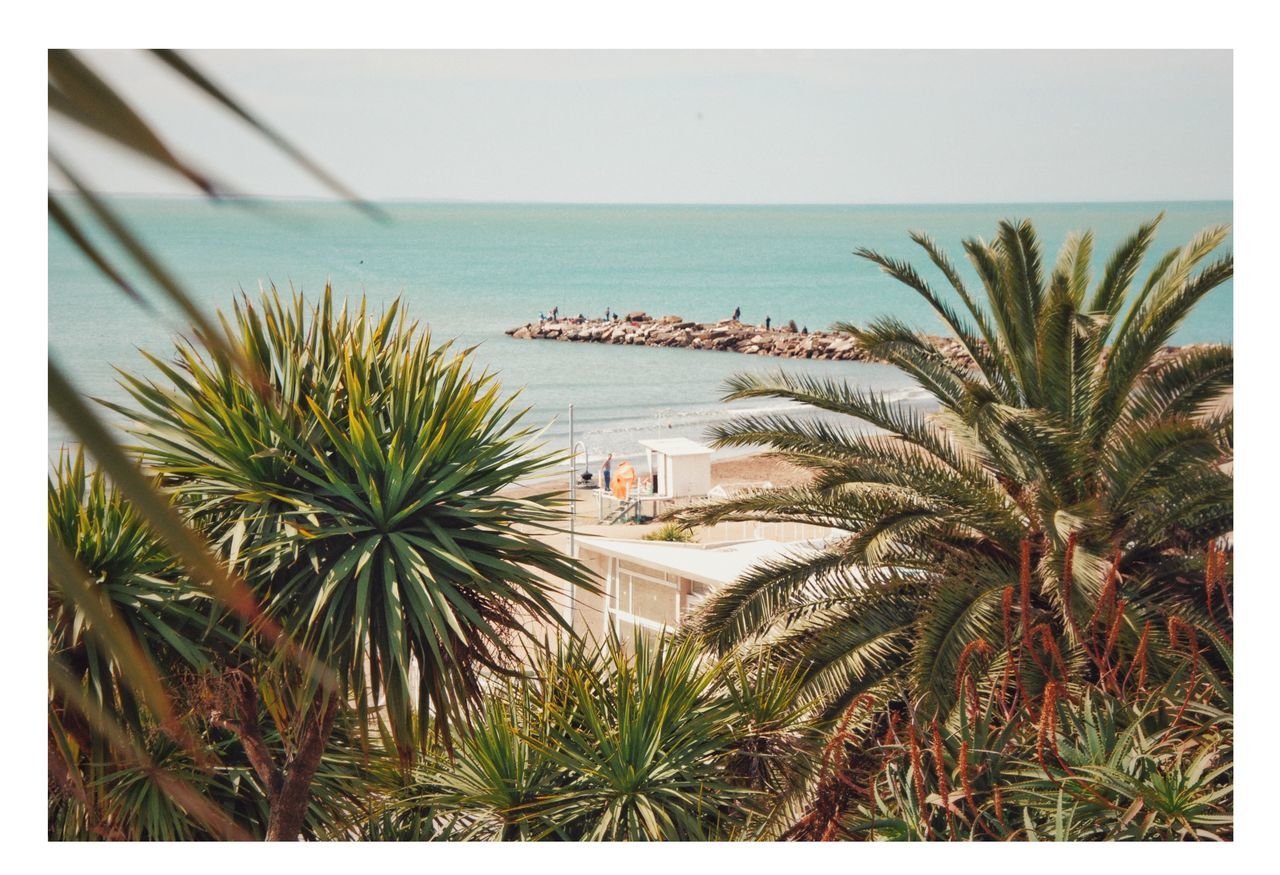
[
  {"xmin": 675, "ymin": 217, "xmax": 1233, "ymax": 718},
  {"xmin": 390, "ymin": 637, "xmax": 610, "ymax": 841},
  {"xmin": 100, "ymin": 286, "xmax": 593, "ymax": 839},
  {"xmin": 47, "ymin": 445, "xmax": 417, "ymax": 843},
  {"xmin": 50, "ymin": 698, "xmax": 408, "ymax": 842},
  {"xmin": 49, "ymin": 731, "xmax": 232, "ymax": 842},
  {"xmin": 48, "ymin": 451, "xmax": 222, "ymax": 723},
  {"xmin": 407, "ymin": 682, "xmax": 569, "ymax": 841},
  {"xmin": 47, "ymin": 450, "xmax": 248, "ymax": 840},
  {"xmin": 534, "ymin": 632, "xmax": 748, "ymax": 840},
  {"xmin": 720, "ymin": 654, "xmax": 818, "ymax": 798},
  {"xmin": 399, "ymin": 633, "xmax": 779, "ymax": 841}
]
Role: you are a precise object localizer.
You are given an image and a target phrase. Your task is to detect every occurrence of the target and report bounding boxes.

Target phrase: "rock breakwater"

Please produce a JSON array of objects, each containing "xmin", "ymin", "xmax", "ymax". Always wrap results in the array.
[
  {"xmin": 505, "ymin": 312, "xmax": 966, "ymax": 364},
  {"xmin": 505, "ymin": 312, "xmax": 1207, "ymax": 370}
]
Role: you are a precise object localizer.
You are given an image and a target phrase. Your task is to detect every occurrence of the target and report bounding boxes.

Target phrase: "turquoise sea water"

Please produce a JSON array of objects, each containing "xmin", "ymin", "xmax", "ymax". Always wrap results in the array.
[{"xmin": 48, "ymin": 200, "xmax": 1232, "ymax": 464}]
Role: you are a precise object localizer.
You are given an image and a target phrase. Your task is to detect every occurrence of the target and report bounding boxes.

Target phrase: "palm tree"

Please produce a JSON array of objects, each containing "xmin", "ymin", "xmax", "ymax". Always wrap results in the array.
[
  {"xmin": 88, "ymin": 286, "xmax": 592, "ymax": 839},
  {"xmin": 674, "ymin": 217, "xmax": 1233, "ymax": 718}
]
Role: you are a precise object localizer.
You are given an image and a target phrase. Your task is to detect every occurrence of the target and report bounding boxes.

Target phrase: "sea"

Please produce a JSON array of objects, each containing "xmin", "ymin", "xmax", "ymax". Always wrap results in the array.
[{"xmin": 48, "ymin": 200, "xmax": 1233, "ymax": 469}]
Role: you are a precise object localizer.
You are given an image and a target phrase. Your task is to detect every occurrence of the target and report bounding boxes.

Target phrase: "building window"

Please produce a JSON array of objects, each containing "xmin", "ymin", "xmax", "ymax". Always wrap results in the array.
[{"xmin": 606, "ymin": 561, "xmax": 681, "ymax": 641}]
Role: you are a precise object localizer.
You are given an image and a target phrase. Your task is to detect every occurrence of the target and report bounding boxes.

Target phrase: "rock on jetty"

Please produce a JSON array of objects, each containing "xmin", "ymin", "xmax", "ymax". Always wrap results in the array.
[
  {"xmin": 505, "ymin": 312, "xmax": 967, "ymax": 364},
  {"xmin": 505, "ymin": 312, "xmax": 1208, "ymax": 370}
]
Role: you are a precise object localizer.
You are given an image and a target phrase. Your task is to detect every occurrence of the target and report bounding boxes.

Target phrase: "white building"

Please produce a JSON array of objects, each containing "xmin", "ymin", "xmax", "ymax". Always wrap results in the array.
[
  {"xmin": 637, "ymin": 437, "xmax": 714, "ymax": 499},
  {"xmin": 570, "ymin": 520, "xmax": 840, "ymax": 647}
]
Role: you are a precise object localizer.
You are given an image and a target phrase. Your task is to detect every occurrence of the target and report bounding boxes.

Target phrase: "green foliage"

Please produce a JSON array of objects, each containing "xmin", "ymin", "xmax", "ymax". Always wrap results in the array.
[
  {"xmin": 661, "ymin": 217, "xmax": 1233, "ymax": 841},
  {"xmin": 110, "ymin": 286, "xmax": 594, "ymax": 754},
  {"xmin": 766, "ymin": 545, "xmax": 1233, "ymax": 842},
  {"xmin": 675, "ymin": 218, "xmax": 1233, "ymax": 719},
  {"xmin": 49, "ymin": 704, "xmax": 406, "ymax": 841},
  {"xmin": 395, "ymin": 635, "xmax": 815, "ymax": 840},
  {"xmin": 642, "ymin": 522, "xmax": 695, "ymax": 542},
  {"xmin": 48, "ymin": 192, "xmax": 1235, "ymax": 841},
  {"xmin": 48, "ymin": 450, "xmax": 219, "ymax": 718},
  {"xmin": 49, "ymin": 287, "xmax": 594, "ymax": 840},
  {"xmin": 830, "ymin": 681, "xmax": 1233, "ymax": 842},
  {"xmin": 1009, "ymin": 693, "xmax": 1233, "ymax": 840}
]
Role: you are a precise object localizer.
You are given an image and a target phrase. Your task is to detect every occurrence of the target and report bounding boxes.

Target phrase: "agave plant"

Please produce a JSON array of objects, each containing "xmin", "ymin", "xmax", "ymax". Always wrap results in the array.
[
  {"xmin": 810, "ymin": 658, "xmax": 1233, "ymax": 841},
  {"xmin": 675, "ymin": 217, "xmax": 1233, "ymax": 718},
  {"xmin": 1006, "ymin": 691, "xmax": 1233, "ymax": 841}
]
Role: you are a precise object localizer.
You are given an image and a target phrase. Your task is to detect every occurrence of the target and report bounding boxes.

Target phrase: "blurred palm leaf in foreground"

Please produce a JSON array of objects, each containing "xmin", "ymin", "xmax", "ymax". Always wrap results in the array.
[{"xmin": 49, "ymin": 47, "xmax": 371, "ymax": 840}]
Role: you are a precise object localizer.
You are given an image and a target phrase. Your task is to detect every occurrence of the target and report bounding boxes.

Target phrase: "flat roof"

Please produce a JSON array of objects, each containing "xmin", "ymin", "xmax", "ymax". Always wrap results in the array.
[
  {"xmin": 637, "ymin": 438, "xmax": 715, "ymax": 457},
  {"xmin": 577, "ymin": 536, "xmax": 804, "ymax": 587}
]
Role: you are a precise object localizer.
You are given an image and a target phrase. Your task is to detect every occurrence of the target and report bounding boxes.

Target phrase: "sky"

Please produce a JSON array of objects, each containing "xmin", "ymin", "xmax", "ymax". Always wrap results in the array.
[{"xmin": 51, "ymin": 49, "xmax": 1233, "ymax": 204}]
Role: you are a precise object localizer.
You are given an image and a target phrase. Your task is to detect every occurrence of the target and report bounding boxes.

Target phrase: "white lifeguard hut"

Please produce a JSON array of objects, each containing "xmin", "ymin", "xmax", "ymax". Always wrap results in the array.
[{"xmin": 638, "ymin": 437, "xmax": 714, "ymax": 499}]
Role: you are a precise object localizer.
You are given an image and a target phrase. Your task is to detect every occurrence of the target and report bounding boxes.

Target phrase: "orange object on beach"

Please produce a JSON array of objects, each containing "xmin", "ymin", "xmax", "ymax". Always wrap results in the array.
[{"xmin": 611, "ymin": 460, "xmax": 637, "ymax": 499}]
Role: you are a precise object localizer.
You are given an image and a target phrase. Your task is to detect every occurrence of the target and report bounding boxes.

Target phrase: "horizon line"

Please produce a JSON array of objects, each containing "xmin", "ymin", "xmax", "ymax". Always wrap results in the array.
[{"xmin": 47, "ymin": 190, "xmax": 1235, "ymax": 209}]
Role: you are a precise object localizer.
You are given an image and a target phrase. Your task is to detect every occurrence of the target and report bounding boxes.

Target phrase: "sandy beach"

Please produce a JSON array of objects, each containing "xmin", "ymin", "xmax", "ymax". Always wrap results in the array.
[{"xmin": 704, "ymin": 451, "xmax": 814, "ymax": 488}]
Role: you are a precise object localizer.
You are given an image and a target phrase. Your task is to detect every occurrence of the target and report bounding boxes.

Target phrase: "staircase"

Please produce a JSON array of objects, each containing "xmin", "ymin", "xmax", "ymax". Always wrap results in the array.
[{"xmin": 602, "ymin": 497, "xmax": 640, "ymax": 524}]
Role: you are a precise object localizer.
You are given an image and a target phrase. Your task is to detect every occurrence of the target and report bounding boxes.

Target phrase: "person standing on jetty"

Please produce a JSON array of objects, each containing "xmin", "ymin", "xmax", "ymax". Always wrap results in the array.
[
  {"xmin": 732, "ymin": 306, "xmax": 741, "ymax": 322},
  {"xmin": 765, "ymin": 315, "xmax": 771, "ymax": 330},
  {"xmin": 601, "ymin": 454, "xmax": 613, "ymax": 492},
  {"xmin": 552, "ymin": 306, "xmax": 559, "ymax": 320}
]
